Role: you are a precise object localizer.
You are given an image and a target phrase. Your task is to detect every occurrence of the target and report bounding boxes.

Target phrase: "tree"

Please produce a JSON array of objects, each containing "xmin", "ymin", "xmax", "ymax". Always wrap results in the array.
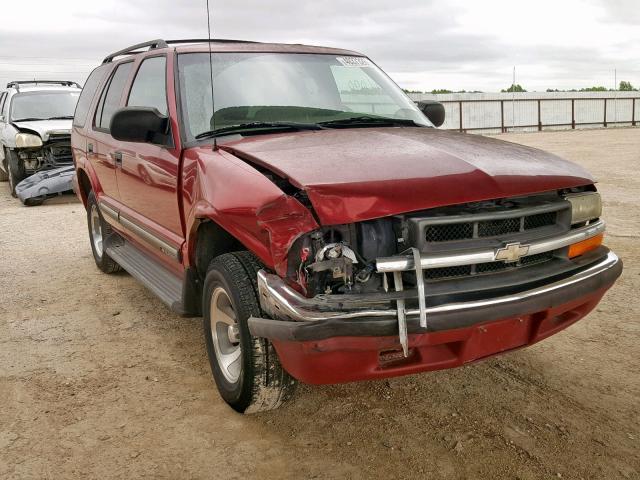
[
  {"xmin": 619, "ymin": 81, "xmax": 637, "ymax": 91},
  {"xmin": 580, "ymin": 86, "xmax": 608, "ymax": 92},
  {"xmin": 501, "ymin": 84, "xmax": 526, "ymax": 93},
  {"xmin": 431, "ymin": 89, "xmax": 453, "ymax": 94}
]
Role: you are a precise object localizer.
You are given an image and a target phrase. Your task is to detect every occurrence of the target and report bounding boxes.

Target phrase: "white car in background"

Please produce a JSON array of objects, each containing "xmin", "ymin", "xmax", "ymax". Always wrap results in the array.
[{"xmin": 0, "ymin": 81, "xmax": 81, "ymax": 197}]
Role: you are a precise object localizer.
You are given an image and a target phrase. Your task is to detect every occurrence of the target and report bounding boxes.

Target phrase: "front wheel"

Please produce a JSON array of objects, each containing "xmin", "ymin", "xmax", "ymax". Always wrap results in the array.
[
  {"xmin": 0, "ymin": 157, "xmax": 8, "ymax": 182},
  {"xmin": 203, "ymin": 252, "xmax": 296, "ymax": 413}
]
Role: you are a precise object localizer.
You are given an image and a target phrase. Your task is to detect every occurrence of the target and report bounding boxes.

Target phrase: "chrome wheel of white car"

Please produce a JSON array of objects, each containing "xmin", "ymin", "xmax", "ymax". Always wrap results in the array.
[{"xmin": 210, "ymin": 286, "xmax": 242, "ymax": 384}]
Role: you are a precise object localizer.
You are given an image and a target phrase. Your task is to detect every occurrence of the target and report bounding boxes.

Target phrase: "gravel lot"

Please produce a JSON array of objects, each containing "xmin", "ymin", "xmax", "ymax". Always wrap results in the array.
[{"xmin": 0, "ymin": 128, "xmax": 638, "ymax": 479}]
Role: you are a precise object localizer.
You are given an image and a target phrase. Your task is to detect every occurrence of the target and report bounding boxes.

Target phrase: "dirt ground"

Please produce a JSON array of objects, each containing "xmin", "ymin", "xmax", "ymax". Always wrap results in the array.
[{"xmin": 0, "ymin": 128, "xmax": 638, "ymax": 480}]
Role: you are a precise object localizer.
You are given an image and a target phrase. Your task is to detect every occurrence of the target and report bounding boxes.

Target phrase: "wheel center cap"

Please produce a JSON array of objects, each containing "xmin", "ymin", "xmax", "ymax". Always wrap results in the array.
[{"xmin": 227, "ymin": 324, "xmax": 240, "ymax": 344}]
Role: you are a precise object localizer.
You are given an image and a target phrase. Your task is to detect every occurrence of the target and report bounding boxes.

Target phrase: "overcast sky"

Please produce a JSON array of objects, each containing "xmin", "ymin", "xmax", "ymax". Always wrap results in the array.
[{"xmin": 1, "ymin": 0, "xmax": 638, "ymax": 92}]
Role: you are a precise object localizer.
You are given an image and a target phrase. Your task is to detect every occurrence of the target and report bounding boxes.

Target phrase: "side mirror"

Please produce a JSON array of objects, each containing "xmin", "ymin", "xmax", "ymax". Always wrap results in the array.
[
  {"xmin": 417, "ymin": 101, "xmax": 445, "ymax": 128},
  {"xmin": 110, "ymin": 107, "xmax": 169, "ymax": 144}
]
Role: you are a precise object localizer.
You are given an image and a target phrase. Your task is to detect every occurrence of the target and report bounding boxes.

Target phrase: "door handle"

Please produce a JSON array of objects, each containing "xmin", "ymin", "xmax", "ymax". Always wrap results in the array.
[
  {"xmin": 112, "ymin": 151, "xmax": 123, "ymax": 167},
  {"xmin": 87, "ymin": 142, "xmax": 93, "ymax": 153}
]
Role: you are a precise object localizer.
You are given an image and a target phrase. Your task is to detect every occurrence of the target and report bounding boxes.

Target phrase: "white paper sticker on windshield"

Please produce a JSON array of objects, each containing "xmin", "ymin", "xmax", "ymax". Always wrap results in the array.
[{"xmin": 336, "ymin": 56, "xmax": 372, "ymax": 67}]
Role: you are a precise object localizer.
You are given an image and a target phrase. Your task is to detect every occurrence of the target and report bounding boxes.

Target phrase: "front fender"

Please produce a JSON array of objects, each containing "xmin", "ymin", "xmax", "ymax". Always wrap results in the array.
[
  {"xmin": 2, "ymin": 124, "xmax": 19, "ymax": 149},
  {"xmin": 182, "ymin": 147, "xmax": 318, "ymax": 276}
]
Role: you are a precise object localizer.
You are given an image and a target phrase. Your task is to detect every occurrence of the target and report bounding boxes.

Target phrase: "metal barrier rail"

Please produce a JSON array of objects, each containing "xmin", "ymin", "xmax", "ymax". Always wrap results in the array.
[{"xmin": 435, "ymin": 97, "xmax": 639, "ymax": 133}]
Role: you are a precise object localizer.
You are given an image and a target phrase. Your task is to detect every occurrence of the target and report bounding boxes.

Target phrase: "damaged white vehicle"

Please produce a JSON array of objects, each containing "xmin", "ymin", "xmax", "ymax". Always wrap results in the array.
[{"xmin": 0, "ymin": 81, "xmax": 81, "ymax": 201}]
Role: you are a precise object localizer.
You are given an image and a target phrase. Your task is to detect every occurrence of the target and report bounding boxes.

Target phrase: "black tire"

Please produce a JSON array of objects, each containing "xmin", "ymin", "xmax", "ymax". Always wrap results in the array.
[
  {"xmin": 86, "ymin": 191, "xmax": 122, "ymax": 274},
  {"xmin": 203, "ymin": 251, "xmax": 296, "ymax": 413},
  {"xmin": 24, "ymin": 196, "xmax": 45, "ymax": 207},
  {"xmin": 6, "ymin": 149, "xmax": 26, "ymax": 197},
  {"xmin": 0, "ymin": 157, "xmax": 8, "ymax": 182}
]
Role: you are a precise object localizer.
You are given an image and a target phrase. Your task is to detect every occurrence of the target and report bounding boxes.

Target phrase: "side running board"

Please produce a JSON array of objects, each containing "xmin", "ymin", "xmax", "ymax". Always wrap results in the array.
[{"xmin": 106, "ymin": 238, "xmax": 189, "ymax": 315}]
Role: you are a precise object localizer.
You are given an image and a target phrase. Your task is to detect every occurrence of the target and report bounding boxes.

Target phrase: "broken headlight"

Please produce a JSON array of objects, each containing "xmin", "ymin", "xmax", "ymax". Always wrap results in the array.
[{"xmin": 15, "ymin": 133, "xmax": 43, "ymax": 148}]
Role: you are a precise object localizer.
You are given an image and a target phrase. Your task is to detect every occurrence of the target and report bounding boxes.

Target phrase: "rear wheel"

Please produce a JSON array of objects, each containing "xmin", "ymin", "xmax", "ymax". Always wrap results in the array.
[
  {"xmin": 6, "ymin": 149, "xmax": 26, "ymax": 197},
  {"xmin": 87, "ymin": 191, "xmax": 121, "ymax": 274},
  {"xmin": 203, "ymin": 252, "xmax": 296, "ymax": 413},
  {"xmin": 0, "ymin": 156, "xmax": 8, "ymax": 182}
]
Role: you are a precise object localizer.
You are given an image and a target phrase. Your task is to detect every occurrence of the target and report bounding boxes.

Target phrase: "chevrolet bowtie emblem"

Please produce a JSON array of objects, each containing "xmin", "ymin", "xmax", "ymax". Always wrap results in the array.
[{"xmin": 494, "ymin": 242, "xmax": 530, "ymax": 263}]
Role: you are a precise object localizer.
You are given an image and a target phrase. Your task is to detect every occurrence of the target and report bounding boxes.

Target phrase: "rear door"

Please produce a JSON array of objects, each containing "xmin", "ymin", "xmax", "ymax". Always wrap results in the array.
[
  {"xmin": 72, "ymin": 64, "xmax": 110, "ymax": 181},
  {"xmin": 0, "ymin": 92, "xmax": 10, "ymax": 151},
  {"xmin": 0, "ymin": 92, "xmax": 7, "ymax": 165},
  {"xmin": 115, "ymin": 54, "xmax": 183, "ymax": 240},
  {"xmin": 91, "ymin": 61, "xmax": 134, "ymax": 201}
]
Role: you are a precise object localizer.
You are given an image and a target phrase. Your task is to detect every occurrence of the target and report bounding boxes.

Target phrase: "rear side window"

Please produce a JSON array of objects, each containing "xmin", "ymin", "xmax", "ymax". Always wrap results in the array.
[
  {"xmin": 95, "ymin": 62, "xmax": 133, "ymax": 131},
  {"xmin": 127, "ymin": 56, "xmax": 167, "ymax": 115},
  {"xmin": 73, "ymin": 64, "xmax": 110, "ymax": 128},
  {"xmin": 0, "ymin": 92, "xmax": 7, "ymax": 118},
  {"xmin": 2, "ymin": 93, "xmax": 11, "ymax": 118}
]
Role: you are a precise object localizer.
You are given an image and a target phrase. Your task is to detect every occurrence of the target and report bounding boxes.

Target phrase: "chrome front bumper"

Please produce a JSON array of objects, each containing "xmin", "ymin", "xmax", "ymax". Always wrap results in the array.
[{"xmin": 252, "ymin": 251, "xmax": 621, "ymax": 345}]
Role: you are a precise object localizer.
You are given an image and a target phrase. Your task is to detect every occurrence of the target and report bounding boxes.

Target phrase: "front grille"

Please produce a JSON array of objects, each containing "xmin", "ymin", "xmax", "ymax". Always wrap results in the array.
[
  {"xmin": 424, "ymin": 251, "xmax": 557, "ymax": 282},
  {"xmin": 478, "ymin": 217, "xmax": 521, "ymax": 237},
  {"xmin": 476, "ymin": 261, "xmax": 509, "ymax": 274},
  {"xmin": 45, "ymin": 142, "xmax": 73, "ymax": 166},
  {"xmin": 520, "ymin": 251, "xmax": 554, "ymax": 266},
  {"xmin": 424, "ymin": 211, "xmax": 558, "ymax": 243},
  {"xmin": 424, "ymin": 265, "xmax": 472, "ymax": 280},
  {"xmin": 403, "ymin": 194, "xmax": 570, "ymax": 284},
  {"xmin": 425, "ymin": 223, "xmax": 473, "ymax": 242},
  {"xmin": 524, "ymin": 211, "xmax": 557, "ymax": 230}
]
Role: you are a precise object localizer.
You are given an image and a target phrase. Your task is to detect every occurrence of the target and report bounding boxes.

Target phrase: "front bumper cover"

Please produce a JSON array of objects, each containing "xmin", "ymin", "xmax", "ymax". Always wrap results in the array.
[
  {"xmin": 249, "ymin": 251, "xmax": 621, "ymax": 342},
  {"xmin": 15, "ymin": 165, "xmax": 75, "ymax": 205},
  {"xmin": 249, "ymin": 252, "xmax": 621, "ymax": 384}
]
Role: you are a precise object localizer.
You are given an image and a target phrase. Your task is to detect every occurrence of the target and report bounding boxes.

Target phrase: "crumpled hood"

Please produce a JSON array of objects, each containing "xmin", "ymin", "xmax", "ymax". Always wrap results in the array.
[
  {"xmin": 11, "ymin": 119, "xmax": 72, "ymax": 142},
  {"xmin": 223, "ymin": 127, "xmax": 594, "ymax": 225}
]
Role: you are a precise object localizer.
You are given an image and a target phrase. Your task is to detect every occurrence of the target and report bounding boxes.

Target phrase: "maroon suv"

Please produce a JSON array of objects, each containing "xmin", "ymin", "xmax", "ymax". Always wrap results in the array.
[{"xmin": 71, "ymin": 39, "xmax": 622, "ymax": 413}]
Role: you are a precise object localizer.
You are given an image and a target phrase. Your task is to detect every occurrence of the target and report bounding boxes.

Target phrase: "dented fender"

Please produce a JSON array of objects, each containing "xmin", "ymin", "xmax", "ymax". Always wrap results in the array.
[{"xmin": 181, "ymin": 146, "xmax": 318, "ymax": 276}]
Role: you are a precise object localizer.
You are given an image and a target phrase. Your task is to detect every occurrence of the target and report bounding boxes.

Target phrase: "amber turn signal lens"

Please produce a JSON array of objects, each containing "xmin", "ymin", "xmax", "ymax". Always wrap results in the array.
[{"xmin": 568, "ymin": 233, "xmax": 604, "ymax": 258}]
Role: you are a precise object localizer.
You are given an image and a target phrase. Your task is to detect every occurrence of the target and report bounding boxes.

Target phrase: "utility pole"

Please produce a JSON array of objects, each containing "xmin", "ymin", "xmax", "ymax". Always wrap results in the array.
[
  {"xmin": 614, "ymin": 68, "xmax": 617, "ymax": 125},
  {"xmin": 512, "ymin": 66, "xmax": 516, "ymax": 130}
]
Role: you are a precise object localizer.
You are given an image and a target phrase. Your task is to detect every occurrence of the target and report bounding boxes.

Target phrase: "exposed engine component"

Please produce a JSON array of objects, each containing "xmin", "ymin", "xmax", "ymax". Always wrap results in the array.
[
  {"xmin": 288, "ymin": 218, "xmax": 397, "ymax": 296},
  {"xmin": 315, "ymin": 243, "xmax": 358, "ymax": 263},
  {"xmin": 17, "ymin": 138, "xmax": 72, "ymax": 173}
]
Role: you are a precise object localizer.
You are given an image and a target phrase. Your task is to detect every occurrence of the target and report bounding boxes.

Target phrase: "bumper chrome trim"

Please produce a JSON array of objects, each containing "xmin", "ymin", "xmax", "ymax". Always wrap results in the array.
[
  {"xmin": 257, "ymin": 251, "xmax": 620, "ymax": 323},
  {"xmin": 376, "ymin": 219, "xmax": 606, "ymax": 273}
]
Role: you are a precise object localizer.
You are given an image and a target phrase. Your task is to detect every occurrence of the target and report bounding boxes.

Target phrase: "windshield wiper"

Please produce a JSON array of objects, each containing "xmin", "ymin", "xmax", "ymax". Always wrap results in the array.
[
  {"xmin": 12, "ymin": 117, "xmax": 46, "ymax": 122},
  {"xmin": 195, "ymin": 121, "xmax": 325, "ymax": 139},
  {"xmin": 319, "ymin": 116, "xmax": 422, "ymax": 128},
  {"xmin": 47, "ymin": 115, "xmax": 74, "ymax": 120}
]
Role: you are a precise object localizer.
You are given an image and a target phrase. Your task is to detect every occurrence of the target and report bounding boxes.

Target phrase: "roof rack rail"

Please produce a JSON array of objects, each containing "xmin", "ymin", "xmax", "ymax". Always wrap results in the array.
[
  {"xmin": 164, "ymin": 39, "xmax": 260, "ymax": 45},
  {"xmin": 102, "ymin": 38, "xmax": 262, "ymax": 64},
  {"xmin": 102, "ymin": 39, "xmax": 169, "ymax": 64},
  {"xmin": 6, "ymin": 80, "xmax": 82, "ymax": 91}
]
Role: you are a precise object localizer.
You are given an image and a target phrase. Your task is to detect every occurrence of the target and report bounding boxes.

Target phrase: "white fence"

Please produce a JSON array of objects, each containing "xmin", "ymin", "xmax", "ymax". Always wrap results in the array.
[{"xmin": 407, "ymin": 91, "xmax": 639, "ymax": 133}]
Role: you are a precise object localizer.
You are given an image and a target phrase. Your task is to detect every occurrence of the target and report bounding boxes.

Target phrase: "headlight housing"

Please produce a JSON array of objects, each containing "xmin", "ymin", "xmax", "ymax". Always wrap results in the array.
[
  {"xmin": 15, "ymin": 133, "xmax": 43, "ymax": 148},
  {"xmin": 566, "ymin": 192, "xmax": 602, "ymax": 224}
]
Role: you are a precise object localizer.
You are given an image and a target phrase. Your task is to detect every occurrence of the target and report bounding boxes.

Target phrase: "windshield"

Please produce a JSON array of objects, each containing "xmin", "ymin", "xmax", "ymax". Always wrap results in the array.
[
  {"xmin": 177, "ymin": 52, "xmax": 430, "ymax": 140},
  {"xmin": 10, "ymin": 91, "xmax": 80, "ymax": 121}
]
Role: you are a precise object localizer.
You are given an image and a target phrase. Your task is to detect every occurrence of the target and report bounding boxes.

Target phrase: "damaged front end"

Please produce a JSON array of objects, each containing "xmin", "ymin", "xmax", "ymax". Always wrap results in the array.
[
  {"xmin": 16, "ymin": 132, "xmax": 73, "ymax": 174},
  {"xmin": 13, "ymin": 131, "xmax": 74, "ymax": 205},
  {"xmin": 248, "ymin": 190, "xmax": 621, "ymax": 383}
]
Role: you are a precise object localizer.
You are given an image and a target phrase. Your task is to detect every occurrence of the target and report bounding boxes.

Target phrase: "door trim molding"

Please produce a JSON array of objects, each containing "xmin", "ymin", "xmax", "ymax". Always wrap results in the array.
[{"xmin": 98, "ymin": 200, "xmax": 180, "ymax": 260}]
